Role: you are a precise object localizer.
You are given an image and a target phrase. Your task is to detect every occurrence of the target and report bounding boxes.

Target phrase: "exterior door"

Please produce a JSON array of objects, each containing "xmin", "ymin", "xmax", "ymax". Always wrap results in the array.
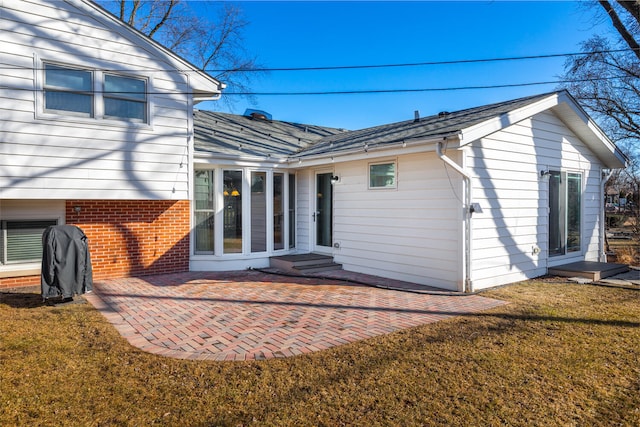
[{"xmin": 314, "ymin": 171, "xmax": 333, "ymax": 253}]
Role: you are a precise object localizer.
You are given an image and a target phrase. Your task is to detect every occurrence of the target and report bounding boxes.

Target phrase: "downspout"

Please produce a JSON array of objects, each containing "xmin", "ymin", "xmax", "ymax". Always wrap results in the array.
[{"xmin": 436, "ymin": 140, "xmax": 474, "ymax": 293}]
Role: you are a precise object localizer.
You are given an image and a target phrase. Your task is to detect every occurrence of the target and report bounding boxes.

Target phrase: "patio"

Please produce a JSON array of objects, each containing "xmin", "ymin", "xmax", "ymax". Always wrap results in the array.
[{"xmin": 84, "ymin": 270, "xmax": 507, "ymax": 361}]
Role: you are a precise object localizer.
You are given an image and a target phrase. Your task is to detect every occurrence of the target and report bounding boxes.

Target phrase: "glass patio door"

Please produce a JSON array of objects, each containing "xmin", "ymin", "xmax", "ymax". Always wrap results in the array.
[{"xmin": 314, "ymin": 172, "xmax": 333, "ymax": 252}]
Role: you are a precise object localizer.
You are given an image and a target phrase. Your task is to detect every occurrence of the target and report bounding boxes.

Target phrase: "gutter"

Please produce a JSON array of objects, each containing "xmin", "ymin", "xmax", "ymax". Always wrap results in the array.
[
  {"xmin": 287, "ymin": 133, "xmax": 461, "ymax": 166},
  {"xmin": 436, "ymin": 140, "xmax": 474, "ymax": 293}
]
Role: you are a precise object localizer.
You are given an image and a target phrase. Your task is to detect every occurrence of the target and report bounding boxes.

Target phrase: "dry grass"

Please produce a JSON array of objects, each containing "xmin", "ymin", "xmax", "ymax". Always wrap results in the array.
[
  {"xmin": 609, "ymin": 239, "xmax": 640, "ymax": 265},
  {"xmin": 1, "ymin": 279, "xmax": 639, "ymax": 426}
]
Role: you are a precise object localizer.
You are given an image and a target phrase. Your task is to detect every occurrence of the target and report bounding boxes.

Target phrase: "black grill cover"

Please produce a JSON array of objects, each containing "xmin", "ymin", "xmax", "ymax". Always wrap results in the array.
[{"xmin": 41, "ymin": 225, "xmax": 93, "ymax": 299}]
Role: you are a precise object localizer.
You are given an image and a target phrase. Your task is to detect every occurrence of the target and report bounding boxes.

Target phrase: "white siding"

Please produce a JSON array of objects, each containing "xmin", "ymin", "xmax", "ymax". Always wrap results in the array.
[
  {"xmin": 331, "ymin": 152, "xmax": 463, "ymax": 290},
  {"xmin": 468, "ymin": 111, "xmax": 604, "ymax": 289},
  {"xmin": 0, "ymin": 0, "xmax": 194, "ymax": 200}
]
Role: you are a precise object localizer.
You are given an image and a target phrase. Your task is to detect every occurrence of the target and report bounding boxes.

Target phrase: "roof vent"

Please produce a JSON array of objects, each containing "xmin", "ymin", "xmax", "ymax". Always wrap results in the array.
[
  {"xmin": 244, "ymin": 108, "xmax": 272, "ymax": 121},
  {"xmin": 438, "ymin": 111, "xmax": 450, "ymax": 118},
  {"xmin": 414, "ymin": 110, "xmax": 420, "ymax": 122}
]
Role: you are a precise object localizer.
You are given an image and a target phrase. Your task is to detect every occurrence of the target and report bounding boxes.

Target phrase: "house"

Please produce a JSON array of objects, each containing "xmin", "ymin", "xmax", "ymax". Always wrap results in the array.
[
  {"xmin": 191, "ymin": 92, "xmax": 627, "ymax": 292},
  {"xmin": 0, "ymin": 0, "xmax": 223, "ymax": 288},
  {"xmin": 1, "ymin": 2, "xmax": 627, "ymax": 293}
]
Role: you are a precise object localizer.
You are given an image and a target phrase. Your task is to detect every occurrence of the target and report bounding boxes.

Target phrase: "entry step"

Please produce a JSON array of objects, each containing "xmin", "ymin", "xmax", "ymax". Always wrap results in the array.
[{"xmin": 270, "ymin": 254, "xmax": 342, "ymax": 274}]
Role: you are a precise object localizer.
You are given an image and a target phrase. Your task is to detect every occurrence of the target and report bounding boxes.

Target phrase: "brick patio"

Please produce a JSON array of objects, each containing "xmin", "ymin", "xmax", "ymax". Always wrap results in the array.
[{"xmin": 84, "ymin": 270, "xmax": 507, "ymax": 361}]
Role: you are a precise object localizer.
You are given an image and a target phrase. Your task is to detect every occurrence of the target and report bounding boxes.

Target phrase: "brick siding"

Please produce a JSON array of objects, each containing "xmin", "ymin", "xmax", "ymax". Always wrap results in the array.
[{"xmin": 0, "ymin": 199, "xmax": 191, "ymax": 289}]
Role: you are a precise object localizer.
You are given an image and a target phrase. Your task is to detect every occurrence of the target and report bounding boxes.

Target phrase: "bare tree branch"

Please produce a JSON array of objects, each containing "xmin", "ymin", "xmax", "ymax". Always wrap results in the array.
[
  {"xmin": 148, "ymin": 0, "xmax": 176, "ymax": 38},
  {"xmin": 599, "ymin": 1, "xmax": 640, "ymax": 61},
  {"xmin": 97, "ymin": 0, "xmax": 262, "ymax": 106}
]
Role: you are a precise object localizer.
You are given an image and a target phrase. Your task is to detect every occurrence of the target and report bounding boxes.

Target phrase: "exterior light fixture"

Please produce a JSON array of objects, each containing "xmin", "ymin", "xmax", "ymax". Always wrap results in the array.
[{"xmin": 330, "ymin": 175, "xmax": 340, "ymax": 184}]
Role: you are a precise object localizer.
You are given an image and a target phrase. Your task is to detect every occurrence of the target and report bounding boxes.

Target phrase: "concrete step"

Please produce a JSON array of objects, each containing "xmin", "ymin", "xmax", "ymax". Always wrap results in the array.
[
  {"xmin": 548, "ymin": 261, "xmax": 629, "ymax": 281},
  {"xmin": 270, "ymin": 253, "xmax": 342, "ymax": 273},
  {"xmin": 293, "ymin": 262, "xmax": 343, "ymax": 274}
]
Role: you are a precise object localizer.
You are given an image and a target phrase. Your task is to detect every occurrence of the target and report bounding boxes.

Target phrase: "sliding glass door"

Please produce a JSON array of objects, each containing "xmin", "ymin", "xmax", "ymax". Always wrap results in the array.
[{"xmin": 549, "ymin": 171, "xmax": 581, "ymax": 257}]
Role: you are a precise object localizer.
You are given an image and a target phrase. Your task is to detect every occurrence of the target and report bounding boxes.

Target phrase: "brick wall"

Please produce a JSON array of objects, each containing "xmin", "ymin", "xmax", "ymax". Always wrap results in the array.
[{"xmin": 0, "ymin": 199, "xmax": 191, "ymax": 289}]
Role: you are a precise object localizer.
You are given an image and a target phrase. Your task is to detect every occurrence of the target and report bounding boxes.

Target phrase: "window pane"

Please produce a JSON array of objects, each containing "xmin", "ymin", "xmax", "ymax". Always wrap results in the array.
[
  {"xmin": 223, "ymin": 170, "xmax": 243, "ymax": 253},
  {"xmin": 370, "ymin": 163, "xmax": 396, "ymax": 188},
  {"xmin": 104, "ymin": 98, "xmax": 145, "ymax": 121},
  {"xmin": 44, "ymin": 64, "xmax": 93, "ymax": 115},
  {"xmin": 194, "ymin": 170, "xmax": 214, "ymax": 254},
  {"xmin": 549, "ymin": 171, "xmax": 563, "ymax": 256},
  {"xmin": 567, "ymin": 173, "xmax": 581, "ymax": 252},
  {"xmin": 45, "ymin": 65, "xmax": 91, "ymax": 91},
  {"xmin": 104, "ymin": 74, "xmax": 146, "ymax": 121},
  {"xmin": 104, "ymin": 75, "xmax": 146, "ymax": 100},
  {"xmin": 2, "ymin": 220, "xmax": 57, "ymax": 264},
  {"xmin": 288, "ymin": 174, "xmax": 296, "ymax": 249},
  {"xmin": 194, "ymin": 212, "xmax": 214, "ymax": 253},
  {"xmin": 45, "ymin": 91, "xmax": 92, "ymax": 115},
  {"xmin": 195, "ymin": 170, "xmax": 214, "ymax": 211},
  {"xmin": 251, "ymin": 172, "xmax": 266, "ymax": 252},
  {"xmin": 274, "ymin": 173, "xmax": 284, "ymax": 250}
]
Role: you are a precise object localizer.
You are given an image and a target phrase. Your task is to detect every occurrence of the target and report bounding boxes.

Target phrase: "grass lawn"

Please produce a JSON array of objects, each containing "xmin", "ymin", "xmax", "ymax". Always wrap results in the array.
[{"xmin": 1, "ymin": 279, "xmax": 639, "ymax": 426}]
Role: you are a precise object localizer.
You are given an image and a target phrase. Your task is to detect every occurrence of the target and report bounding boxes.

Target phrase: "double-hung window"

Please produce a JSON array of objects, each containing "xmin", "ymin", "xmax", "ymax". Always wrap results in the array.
[
  {"xmin": 104, "ymin": 74, "xmax": 147, "ymax": 122},
  {"xmin": 1, "ymin": 220, "xmax": 57, "ymax": 265},
  {"xmin": 43, "ymin": 63, "xmax": 147, "ymax": 123},
  {"xmin": 44, "ymin": 64, "xmax": 93, "ymax": 117}
]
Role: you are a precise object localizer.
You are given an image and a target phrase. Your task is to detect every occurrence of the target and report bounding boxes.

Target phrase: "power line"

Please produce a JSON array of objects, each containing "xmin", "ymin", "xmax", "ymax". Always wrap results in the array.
[
  {"xmin": 1, "ymin": 48, "xmax": 636, "ymax": 75},
  {"xmin": 1, "ymin": 75, "xmax": 627, "ymax": 96},
  {"xmin": 208, "ymin": 48, "xmax": 636, "ymax": 73},
  {"xmin": 217, "ymin": 76, "xmax": 620, "ymax": 95}
]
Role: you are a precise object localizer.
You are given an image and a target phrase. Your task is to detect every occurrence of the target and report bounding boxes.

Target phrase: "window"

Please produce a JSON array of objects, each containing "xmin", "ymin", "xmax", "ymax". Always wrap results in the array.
[
  {"xmin": 369, "ymin": 161, "xmax": 396, "ymax": 189},
  {"xmin": 193, "ymin": 169, "xmax": 295, "ymax": 256},
  {"xmin": 42, "ymin": 63, "xmax": 147, "ymax": 123},
  {"xmin": 288, "ymin": 174, "xmax": 296, "ymax": 249},
  {"xmin": 223, "ymin": 170, "xmax": 243, "ymax": 253},
  {"xmin": 44, "ymin": 64, "xmax": 93, "ymax": 116},
  {"xmin": 274, "ymin": 173, "xmax": 284, "ymax": 250},
  {"xmin": 251, "ymin": 171, "xmax": 267, "ymax": 252},
  {"xmin": 104, "ymin": 74, "xmax": 147, "ymax": 121},
  {"xmin": 549, "ymin": 171, "xmax": 581, "ymax": 257},
  {"xmin": 194, "ymin": 170, "xmax": 215, "ymax": 254},
  {"xmin": 1, "ymin": 220, "xmax": 57, "ymax": 265}
]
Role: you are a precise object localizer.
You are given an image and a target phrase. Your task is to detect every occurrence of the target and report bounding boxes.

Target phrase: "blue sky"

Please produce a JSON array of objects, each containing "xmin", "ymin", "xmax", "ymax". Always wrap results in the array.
[{"xmin": 195, "ymin": 1, "xmax": 614, "ymax": 130}]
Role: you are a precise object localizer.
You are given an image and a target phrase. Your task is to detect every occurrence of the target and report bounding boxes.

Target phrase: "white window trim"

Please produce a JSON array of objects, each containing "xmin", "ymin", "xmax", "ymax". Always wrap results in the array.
[
  {"xmin": 34, "ymin": 56, "xmax": 153, "ymax": 129},
  {"xmin": 548, "ymin": 169, "xmax": 584, "ymax": 258},
  {"xmin": 0, "ymin": 211, "xmax": 65, "ymax": 277},
  {"xmin": 368, "ymin": 159, "xmax": 398, "ymax": 190},
  {"xmin": 191, "ymin": 166, "xmax": 296, "ymax": 259}
]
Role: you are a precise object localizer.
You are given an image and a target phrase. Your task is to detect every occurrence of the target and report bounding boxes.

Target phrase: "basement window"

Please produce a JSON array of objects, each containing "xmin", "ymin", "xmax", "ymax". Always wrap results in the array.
[{"xmin": 1, "ymin": 220, "xmax": 57, "ymax": 265}]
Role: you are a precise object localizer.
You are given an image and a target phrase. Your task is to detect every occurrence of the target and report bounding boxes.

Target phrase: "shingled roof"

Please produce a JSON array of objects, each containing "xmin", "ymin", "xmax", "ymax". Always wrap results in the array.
[
  {"xmin": 294, "ymin": 92, "xmax": 555, "ymax": 157},
  {"xmin": 194, "ymin": 110, "xmax": 346, "ymax": 158},
  {"xmin": 193, "ymin": 91, "xmax": 626, "ymax": 169}
]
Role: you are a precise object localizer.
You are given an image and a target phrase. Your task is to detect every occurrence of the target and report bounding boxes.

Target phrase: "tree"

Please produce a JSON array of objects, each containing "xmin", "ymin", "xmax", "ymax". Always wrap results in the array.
[
  {"xmin": 97, "ymin": 0, "xmax": 259, "ymax": 105},
  {"xmin": 561, "ymin": 2, "xmax": 640, "ymax": 237},
  {"xmin": 561, "ymin": 2, "xmax": 640, "ymax": 155}
]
